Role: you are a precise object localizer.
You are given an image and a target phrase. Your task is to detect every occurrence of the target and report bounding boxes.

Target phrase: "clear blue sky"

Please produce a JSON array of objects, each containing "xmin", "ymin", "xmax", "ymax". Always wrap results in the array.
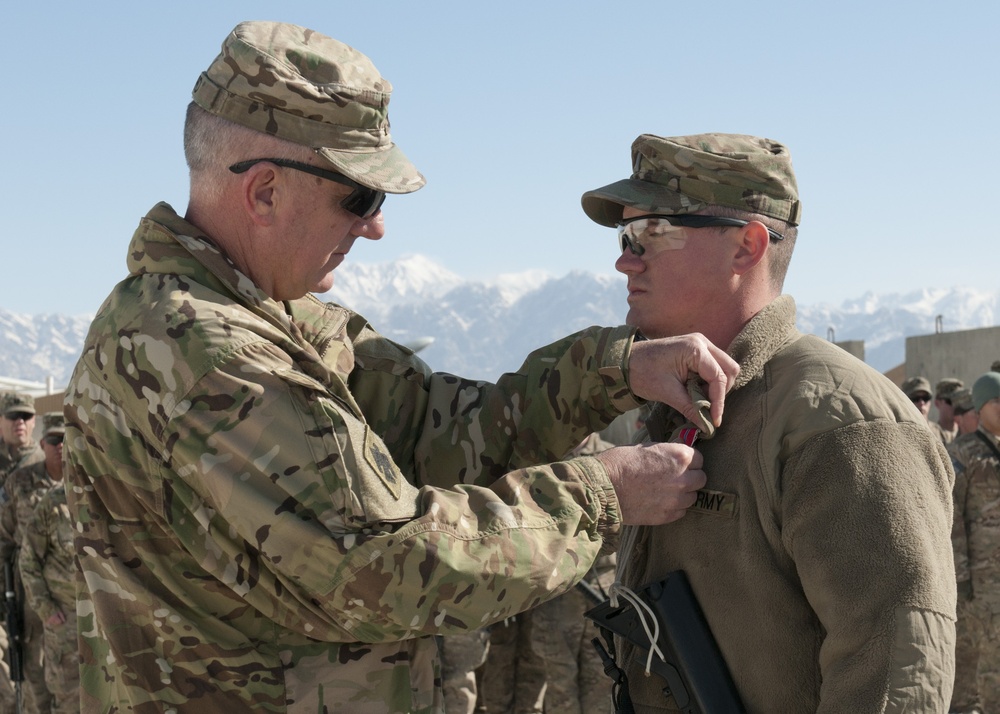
[{"xmin": 5, "ymin": 0, "xmax": 997, "ymax": 316}]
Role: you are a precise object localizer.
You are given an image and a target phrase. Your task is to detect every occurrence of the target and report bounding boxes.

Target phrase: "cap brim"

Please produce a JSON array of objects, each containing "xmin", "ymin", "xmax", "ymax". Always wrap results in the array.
[
  {"xmin": 581, "ymin": 178, "xmax": 707, "ymax": 227},
  {"xmin": 317, "ymin": 143, "xmax": 425, "ymax": 194},
  {"xmin": 4, "ymin": 408, "xmax": 35, "ymax": 417}
]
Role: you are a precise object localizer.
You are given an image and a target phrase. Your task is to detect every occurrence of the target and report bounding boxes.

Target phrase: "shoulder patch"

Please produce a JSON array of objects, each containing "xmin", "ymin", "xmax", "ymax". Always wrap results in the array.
[{"xmin": 364, "ymin": 426, "xmax": 402, "ymax": 501}]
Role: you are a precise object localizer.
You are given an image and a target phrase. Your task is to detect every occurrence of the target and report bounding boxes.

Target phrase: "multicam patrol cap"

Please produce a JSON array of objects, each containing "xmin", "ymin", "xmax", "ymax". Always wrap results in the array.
[
  {"xmin": 901, "ymin": 376, "xmax": 933, "ymax": 400},
  {"xmin": 935, "ymin": 378, "xmax": 964, "ymax": 400},
  {"xmin": 41, "ymin": 412, "xmax": 65, "ymax": 438},
  {"xmin": 581, "ymin": 133, "xmax": 802, "ymax": 228},
  {"xmin": 1, "ymin": 393, "xmax": 35, "ymax": 418},
  {"xmin": 951, "ymin": 387, "xmax": 975, "ymax": 415},
  {"xmin": 192, "ymin": 21, "xmax": 425, "ymax": 194}
]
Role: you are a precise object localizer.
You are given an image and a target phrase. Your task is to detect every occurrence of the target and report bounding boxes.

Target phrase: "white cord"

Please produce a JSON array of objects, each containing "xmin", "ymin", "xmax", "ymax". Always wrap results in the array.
[{"xmin": 610, "ymin": 524, "xmax": 665, "ymax": 676}]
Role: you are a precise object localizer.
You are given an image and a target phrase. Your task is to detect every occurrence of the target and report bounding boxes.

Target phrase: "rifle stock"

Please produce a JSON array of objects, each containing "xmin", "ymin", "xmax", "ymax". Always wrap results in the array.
[{"xmin": 585, "ymin": 570, "xmax": 744, "ymax": 714}]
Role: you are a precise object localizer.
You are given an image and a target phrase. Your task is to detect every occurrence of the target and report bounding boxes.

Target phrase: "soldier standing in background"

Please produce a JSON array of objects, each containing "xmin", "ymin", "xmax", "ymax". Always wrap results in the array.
[
  {"xmin": 950, "ymin": 385, "xmax": 986, "ymax": 714},
  {"xmin": 952, "ymin": 372, "xmax": 1000, "ymax": 713},
  {"xmin": 439, "ymin": 628, "xmax": 490, "ymax": 714},
  {"xmin": 901, "ymin": 376, "xmax": 934, "ymax": 420},
  {"xmin": 934, "ymin": 378, "xmax": 964, "ymax": 445},
  {"xmin": 19, "ymin": 414, "xmax": 77, "ymax": 714},
  {"xmin": 953, "ymin": 388, "xmax": 980, "ymax": 439},
  {"xmin": 0, "ymin": 394, "xmax": 44, "ymax": 714},
  {"xmin": 0, "ymin": 414, "xmax": 64, "ymax": 714}
]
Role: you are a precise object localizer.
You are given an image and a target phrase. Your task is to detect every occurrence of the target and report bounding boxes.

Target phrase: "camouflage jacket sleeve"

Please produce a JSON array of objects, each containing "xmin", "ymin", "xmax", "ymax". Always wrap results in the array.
[
  {"xmin": 0, "ymin": 483, "xmax": 17, "ymax": 562},
  {"xmin": 19, "ymin": 499, "xmax": 57, "ymax": 622},
  {"xmin": 342, "ymin": 310, "xmax": 641, "ymax": 488},
  {"xmin": 71, "ymin": 316, "xmax": 631, "ymax": 647},
  {"xmin": 951, "ymin": 449, "xmax": 971, "ymax": 585}
]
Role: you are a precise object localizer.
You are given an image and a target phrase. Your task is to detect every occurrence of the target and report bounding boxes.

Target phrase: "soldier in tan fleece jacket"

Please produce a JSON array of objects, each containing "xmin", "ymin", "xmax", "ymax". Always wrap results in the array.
[{"xmin": 581, "ymin": 133, "xmax": 957, "ymax": 713}]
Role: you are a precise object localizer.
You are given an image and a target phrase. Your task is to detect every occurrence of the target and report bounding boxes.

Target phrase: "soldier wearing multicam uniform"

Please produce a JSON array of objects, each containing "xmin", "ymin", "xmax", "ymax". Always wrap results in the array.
[
  {"xmin": 950, "ymin": 385, "xmax": 985, "ymax": 714},
  {"xmin": 934, "ymin": 378, "xmax": 964, "ymax": 445},
  {"xmin": 952, "ymin": 372, "xmax": 1000, "ymax": 713},
  {"xmin": 0, "ymin": 394, "xmax": 44, "ymax": 714},
  {"xmin": 63, "ymin": 21, "xmax": 739, "ymax": 714},
  {"xmin": 18, "ymin": 415, "xmax": 76, "ymax": 714}
]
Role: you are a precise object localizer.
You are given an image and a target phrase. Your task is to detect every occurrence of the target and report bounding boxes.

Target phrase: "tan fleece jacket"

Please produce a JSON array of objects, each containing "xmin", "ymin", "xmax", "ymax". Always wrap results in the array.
[{"xmin": 621, "ymin": 296, "xmax": 956, "ymax": 713}]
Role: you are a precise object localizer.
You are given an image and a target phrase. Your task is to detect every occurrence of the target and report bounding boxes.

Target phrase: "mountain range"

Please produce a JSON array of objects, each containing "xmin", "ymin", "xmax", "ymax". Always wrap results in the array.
[{"xmin": 1, "ymin": 254, "xmax": 997, "ymax": 388}]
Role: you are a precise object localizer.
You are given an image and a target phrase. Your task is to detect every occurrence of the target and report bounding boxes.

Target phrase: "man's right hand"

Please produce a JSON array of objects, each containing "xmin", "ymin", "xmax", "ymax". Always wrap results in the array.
[{"xmin": 596, "ymin": 441, "xmax": 706, "ymax": 525}]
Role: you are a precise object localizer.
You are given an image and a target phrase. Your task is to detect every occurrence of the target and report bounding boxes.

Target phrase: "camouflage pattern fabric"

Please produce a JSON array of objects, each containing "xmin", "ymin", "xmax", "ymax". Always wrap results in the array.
[
  {"xmin": 480, "ymin": 434, "xmax": 617, "ymax": 714},
  {"xmin": 0, "ymin": 461, "xmax": 57, "ymax": 562},
  {"xmin": 439, "ymin": 629, "xmax": 489, "ymax": 714},
  {"xmin": 581, "ymin": 133, "xmax": 801, "ymax": 229},
  {"xmin": 19, "ymin": 483, "xmax": 78, "ymax": 714},
  {"xmin": 64, "ymin": 203, "xmax": 641, "ymax": 713},
  {"xmin": 0, "ymin": 460, "xmax": 56, "ymax": 714},
  {"xmin": 953, "ymin": 427, "xmax": 1000, "ymax": 710},
  {"xmin": 480, "ymin": 614, "xmax": 546, "ymax": 714},
  {"xmin": 192, "ymin": 21, "xmax": 424, "ymax": 194},
  {"xmin": 529, "ymin": 434, "xmax": 616, "ymax": 714},
  {"xmin": 0, "ymin": 442, "xmax": 43, "ymax": 497},
  {"xmin": 950, "ymin": 431, "xmax": 985, "ymax": 711}
]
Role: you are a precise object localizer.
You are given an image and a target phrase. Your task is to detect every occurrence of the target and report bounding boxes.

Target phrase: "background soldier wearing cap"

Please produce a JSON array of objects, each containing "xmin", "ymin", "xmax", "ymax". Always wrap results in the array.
[
  {"xmin": 950, "ymin": 385, "xmax": 986, "ymax": 714},
  {"xmin": 18, "ymin": 414, "xmax": 76, "ymax": 714},
  {"xmin": 934, "ymin": 378, "xmax": 964, "ymax": 444},
  {"xmin": 0, "ymin": 413, "xmax": 65, "ymax": 714},
  {"xmin": 953, "ymin": 387, "xmax": 981, "ymax": 438},
  {"xmin": 0, "ymin": 395, "xmax": 42, "ymax": 490},
  {"xmin": 901, "ymin": 376, "xmax": 935, "ymax": 420},
  {"xmin": 951, "ymin": 372, "xmax": 1000, "ymax": 713},
  {"xmin": 0, "ymin": 394, "xmax": 44, "ymax": 714},
  {"xmin": 580, "ymin": 133, "xmax": 956, "ymax": 712},
  {"xmin": 63, "ymin": 21, "xmax": 739, "ymax": 713}
]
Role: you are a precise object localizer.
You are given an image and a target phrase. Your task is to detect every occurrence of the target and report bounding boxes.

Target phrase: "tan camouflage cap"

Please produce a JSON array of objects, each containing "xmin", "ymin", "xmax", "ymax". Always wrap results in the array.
[
  {"xmin": 192, "ymin": 21, "xmax": 425, "ymax": 194},
  {"xmin": 951, "ymin": 387, "xmax": 975, "ymax": 415},
  {"xmin": 934, "ymin": 377, "xmax": 964, "ymax": 400},
  {"xmin": 41, "ymin": 412, "xmax": 65, "ymax": 438},
  {"xmin": 582, "ymin": 133, "xmax": 801, "ymax": 228},
  {"xmin": 901, "ymin": 376, "xmax": 933, "ymax": 399},
  {"xmin": 1, "ymin": 392, "xmax": 35, "ymax": 418}
]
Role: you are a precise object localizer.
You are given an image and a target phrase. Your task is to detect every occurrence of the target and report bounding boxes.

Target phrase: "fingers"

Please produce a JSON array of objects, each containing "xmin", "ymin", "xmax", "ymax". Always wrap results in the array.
[
  {"xmin": 628, "ymin": 333, "xmax": 739, "ymax": 428},
  {"xmin": 698, "ymin": 341, "xmax": 739, "ymax": 427},
  {"xmin": 597, "ymin": 442, "xmax": 709, "ymax": 525}
]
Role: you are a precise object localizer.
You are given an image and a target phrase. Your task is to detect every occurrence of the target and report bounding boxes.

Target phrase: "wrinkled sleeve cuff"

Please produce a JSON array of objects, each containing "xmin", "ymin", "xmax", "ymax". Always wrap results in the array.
[
  {"xmin": 598, "ymin": 325, "xmax": 645, "ymax": 414},
  {"xmin": 571, "ymin": 455, "xmax": 622, "ymax": 552}
]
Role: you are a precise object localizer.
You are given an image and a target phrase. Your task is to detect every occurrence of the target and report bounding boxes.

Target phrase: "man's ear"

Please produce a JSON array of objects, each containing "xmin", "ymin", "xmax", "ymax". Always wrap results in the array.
[
  {"xmin": 238, "ymin": 164, "xmax": 279, "ymax": 227},
  {"xmin": 731, "ymin": 221, "xmax": 770, "ymax": 275}
]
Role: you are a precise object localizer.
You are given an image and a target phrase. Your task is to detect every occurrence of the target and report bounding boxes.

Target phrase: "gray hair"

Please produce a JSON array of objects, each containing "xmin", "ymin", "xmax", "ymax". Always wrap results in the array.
[{"xmin": 183, "ymin": 103, "xmax": 316, "ymax": 198}]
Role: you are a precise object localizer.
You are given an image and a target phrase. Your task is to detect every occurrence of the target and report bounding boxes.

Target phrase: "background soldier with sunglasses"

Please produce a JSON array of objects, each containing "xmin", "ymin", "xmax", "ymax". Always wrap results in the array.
[
  {"xmin": 0, "ymin": 394, "xmax": 44, "ymax": 714},
  {"xmin": 580, "ymin": 133, "xmax": 956, "ymax": 712},
  {"xmin": 61, "ymin": 21, "xmax": 740, "ymax": 713},
  {"xmin": 934, "ymin": 377, "xmax": 965, "ymax": 445},
  {"xmin": 19, "ymin": 413, "xmax": 77, "ymax": 714},
  {"xmin": 0, "ymin": 411, "xmax": 62, "ymax": 714}
]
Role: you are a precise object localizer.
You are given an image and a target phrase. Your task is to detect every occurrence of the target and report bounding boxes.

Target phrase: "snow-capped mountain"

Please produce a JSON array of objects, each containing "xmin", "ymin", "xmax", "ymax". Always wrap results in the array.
[{"xmin": 1, "ymin": 257, "xmax": 997, "ymax": 388}]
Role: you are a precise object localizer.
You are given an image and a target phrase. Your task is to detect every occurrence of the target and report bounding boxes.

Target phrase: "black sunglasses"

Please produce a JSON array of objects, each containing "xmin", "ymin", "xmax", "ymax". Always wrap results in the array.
[
  {"xmin": 43, "ymin": 435, "xmax": 63, "ymax": 446},
  {"xmin": 4, "ymin": 412, "xmax": 33, "ymax": 422},
  {"xmin": 229, "ymin": 158, "xmax": 386, "ymax": 219},
  {"xmin": 911, "ymin": 395, "xmax": 932, "ymax": 404},
  {"xmin": 616, "ymin": 214, "xmax": 784, "ymax": 256}
]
